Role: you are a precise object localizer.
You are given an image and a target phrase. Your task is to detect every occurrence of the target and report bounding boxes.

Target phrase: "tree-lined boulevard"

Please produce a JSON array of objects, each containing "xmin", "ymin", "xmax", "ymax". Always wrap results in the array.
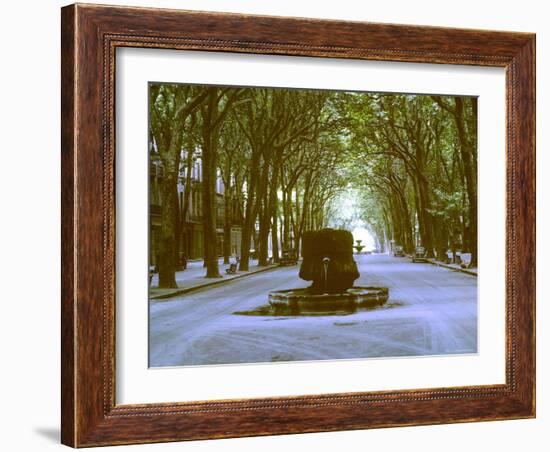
[{"xmin": 149, "ymin": 85, "xmax": 478, "ymax": 289}]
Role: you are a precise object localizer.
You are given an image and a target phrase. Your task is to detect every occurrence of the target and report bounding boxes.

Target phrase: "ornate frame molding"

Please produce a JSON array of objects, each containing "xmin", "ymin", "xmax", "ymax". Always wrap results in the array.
[{"xmin": 61, "ymin": 4, "xmax": 535, "ymax": 447}]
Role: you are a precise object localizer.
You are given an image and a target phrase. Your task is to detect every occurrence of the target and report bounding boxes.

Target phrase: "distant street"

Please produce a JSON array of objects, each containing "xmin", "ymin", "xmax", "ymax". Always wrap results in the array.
[{"xmin": 149, "ymin": 254, "xmax": 477, "ymax": 367}]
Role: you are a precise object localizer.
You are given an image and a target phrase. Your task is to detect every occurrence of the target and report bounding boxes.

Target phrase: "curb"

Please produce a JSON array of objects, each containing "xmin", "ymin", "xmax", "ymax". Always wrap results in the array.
[
  {"xmin": 426, "ymin": 259, "xmax": 478, "ymax": 277},
  {"xmin": 150, "ymin": 264, "xmax": 281, "ymax": 300}
]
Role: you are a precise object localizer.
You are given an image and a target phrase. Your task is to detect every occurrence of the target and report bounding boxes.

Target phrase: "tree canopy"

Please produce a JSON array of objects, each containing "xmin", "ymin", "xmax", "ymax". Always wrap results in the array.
[{"xmin": 149, "ymin": 83, "xmax": 478, "ymax": 286}]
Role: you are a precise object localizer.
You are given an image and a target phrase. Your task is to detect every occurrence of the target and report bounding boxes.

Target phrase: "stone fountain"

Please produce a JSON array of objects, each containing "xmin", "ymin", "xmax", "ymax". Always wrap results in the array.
[
  {"xmin": 354, "ymin": 239, "xmax": 365, "ymax": 254},
  {"xmin": 268, "ymin": 229, "xmax": 389, "ymax": 315}
]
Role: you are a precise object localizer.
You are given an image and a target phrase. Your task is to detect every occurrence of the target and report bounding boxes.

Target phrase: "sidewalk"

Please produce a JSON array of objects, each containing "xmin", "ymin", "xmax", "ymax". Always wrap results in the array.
[
  {"xmin": 426, "ymin": 253, "xmax": 477, "ymax": 277},
  {"xmin": 149, "ymin": 258, "xmax": 279, "ymax": 300}
]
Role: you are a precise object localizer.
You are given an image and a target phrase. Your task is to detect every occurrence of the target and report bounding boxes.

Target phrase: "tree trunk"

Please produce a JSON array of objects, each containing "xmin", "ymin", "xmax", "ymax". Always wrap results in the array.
[
  {"xmin": 417, "ymin": 178, "xmax": 435, "ymax": 257},
  {"xmin": 256, "ymin": 161, "xmax": 271, "ymax": 266},
  {"xmin": 282, "ymin": 187, "xmax": 292, "ymax": 250},
  {"xmin": 239, "ymin": 217, "xmax": 253, "ymax": 271},
  {"xmin": 201, "ymin": 90, "xmax": 222, "ymax": 278},
  {"xmin": 158, "ymin": 169, "xmax": 179, "ymax": 288},
  {"xmin": 181, "ymin": 137, "xmax": 195, "ymax": 244},
  {"xmin": 258, "ymin": 198, "xmax": 270, "ymax": 266},
  {"xmin": 239, "ymin": 150, "xmax": 260, "ymax": 271},
  {"xmin": 455, "ymin": 97, "xmax": 478, "ymax": 267},
  {"xmin": 223, "ymin": 187, "xmax": 232, "ymax": 264},
  {"xmin": 157, "ymin": 128, "xmax": 183, "ymax": 288},
  {"xmin": 271, "ymin": 208, "xmax": 279, "ymax": 262}
]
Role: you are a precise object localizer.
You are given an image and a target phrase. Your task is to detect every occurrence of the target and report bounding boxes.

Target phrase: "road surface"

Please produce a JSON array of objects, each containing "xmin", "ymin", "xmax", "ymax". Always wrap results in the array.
[{"xmin": 149, "ymin": 254, "xmax": 477, "ymax": 367}]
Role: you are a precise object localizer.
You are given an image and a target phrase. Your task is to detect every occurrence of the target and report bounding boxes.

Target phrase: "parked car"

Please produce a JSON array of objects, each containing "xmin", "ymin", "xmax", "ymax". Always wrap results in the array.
[
  {"xmin": 393, "ymin": 245, "xmax": 405, "ymax": 257},
  {"xmin": 279, "ymin": 249, "xmax": 298, "ymax": 266},
  {"xmin": 411, "ymin": 246, "xmax": 428, "ymax": 263}
]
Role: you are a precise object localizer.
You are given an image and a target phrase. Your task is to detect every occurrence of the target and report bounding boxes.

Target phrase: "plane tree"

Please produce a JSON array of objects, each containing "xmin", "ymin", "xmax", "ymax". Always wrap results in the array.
[{"xmin": 149, "ymin": 84, "xmax": 208, "ymax": 287}]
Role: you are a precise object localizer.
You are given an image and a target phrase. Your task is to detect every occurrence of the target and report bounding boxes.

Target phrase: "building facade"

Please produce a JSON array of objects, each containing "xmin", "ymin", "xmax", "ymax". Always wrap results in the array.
[{"xmin": 149, "ymin": 146, "xmax": 243, "ymax": 266}]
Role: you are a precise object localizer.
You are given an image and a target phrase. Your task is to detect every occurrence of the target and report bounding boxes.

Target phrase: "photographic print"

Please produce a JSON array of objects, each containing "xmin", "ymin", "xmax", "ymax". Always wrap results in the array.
[
  {"xmin": 148, "ymin": 83, "xmax": 478, "ymax": 367},
  {"xmin": 61, "ymin": 5, "xmax": 535, "ymax": 445}
]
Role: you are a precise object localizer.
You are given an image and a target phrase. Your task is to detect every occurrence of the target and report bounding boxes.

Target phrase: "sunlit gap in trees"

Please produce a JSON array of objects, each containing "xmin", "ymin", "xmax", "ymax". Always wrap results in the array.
[{"xmin": 327, "ymin": 188, "xmax": 376, "ymax": 252}]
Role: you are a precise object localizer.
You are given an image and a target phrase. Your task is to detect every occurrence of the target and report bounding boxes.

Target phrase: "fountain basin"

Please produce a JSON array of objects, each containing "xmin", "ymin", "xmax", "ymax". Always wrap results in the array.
[{"xmin": 268, "ymin": 286, "xmax": 389, "ymax": 315}]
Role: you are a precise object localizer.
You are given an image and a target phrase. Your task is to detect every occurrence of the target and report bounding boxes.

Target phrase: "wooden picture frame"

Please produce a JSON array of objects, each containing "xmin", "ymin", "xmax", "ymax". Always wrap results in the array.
[{"xmin": 61, "ymin": 3, "xmax": 535, "ymax": 447}]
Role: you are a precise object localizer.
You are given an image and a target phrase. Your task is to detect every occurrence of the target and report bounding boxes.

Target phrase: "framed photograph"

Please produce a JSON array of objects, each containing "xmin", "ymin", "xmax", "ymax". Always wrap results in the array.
[{"xmin": 61, "ymin": 3, "xmax": 535, "ymax": 447}]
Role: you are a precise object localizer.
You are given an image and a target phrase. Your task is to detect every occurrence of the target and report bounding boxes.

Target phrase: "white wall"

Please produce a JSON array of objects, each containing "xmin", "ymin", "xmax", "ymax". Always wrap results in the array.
[{"xmin": 0, "ymin": 0, "xmax": 546, "ymax": 451}]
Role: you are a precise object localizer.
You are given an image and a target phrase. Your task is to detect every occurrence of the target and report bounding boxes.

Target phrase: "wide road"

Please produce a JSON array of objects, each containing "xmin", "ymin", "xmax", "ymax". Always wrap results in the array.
[{"xmin": 149, "ymin": 254, "xmax": 477, "ymax": 367}]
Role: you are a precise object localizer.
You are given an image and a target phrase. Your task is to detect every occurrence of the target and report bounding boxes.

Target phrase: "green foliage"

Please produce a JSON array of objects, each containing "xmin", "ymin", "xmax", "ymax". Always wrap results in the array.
[
  {"xmin": 150, "ymin": 83, "xmax": 477, "ymax": 271},
  {"xmin": 336, "ymin": 92, "xmax": 477, "ymax": 255}
]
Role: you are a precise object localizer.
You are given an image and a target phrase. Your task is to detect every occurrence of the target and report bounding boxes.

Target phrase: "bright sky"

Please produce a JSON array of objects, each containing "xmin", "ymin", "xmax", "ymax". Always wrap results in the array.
[
  {"xmin": 352, "ymin": 227, "xmax": 375, "ymax": 250},
  {"xmin": 328, "ymin": 188, "xmax": 376, "ymax": 251}
]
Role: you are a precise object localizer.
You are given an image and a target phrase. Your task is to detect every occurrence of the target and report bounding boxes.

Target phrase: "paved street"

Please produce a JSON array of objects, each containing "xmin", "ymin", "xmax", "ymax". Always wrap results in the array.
[{"xmin": 149, "ymin": 254, "xmax": 477, "ymax": 367}]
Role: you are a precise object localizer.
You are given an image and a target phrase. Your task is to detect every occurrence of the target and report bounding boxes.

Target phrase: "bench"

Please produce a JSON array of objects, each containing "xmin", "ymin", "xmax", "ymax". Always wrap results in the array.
[{"xmin": 226, "ymin": 263, "xmax": 238, "ymax": 274}]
